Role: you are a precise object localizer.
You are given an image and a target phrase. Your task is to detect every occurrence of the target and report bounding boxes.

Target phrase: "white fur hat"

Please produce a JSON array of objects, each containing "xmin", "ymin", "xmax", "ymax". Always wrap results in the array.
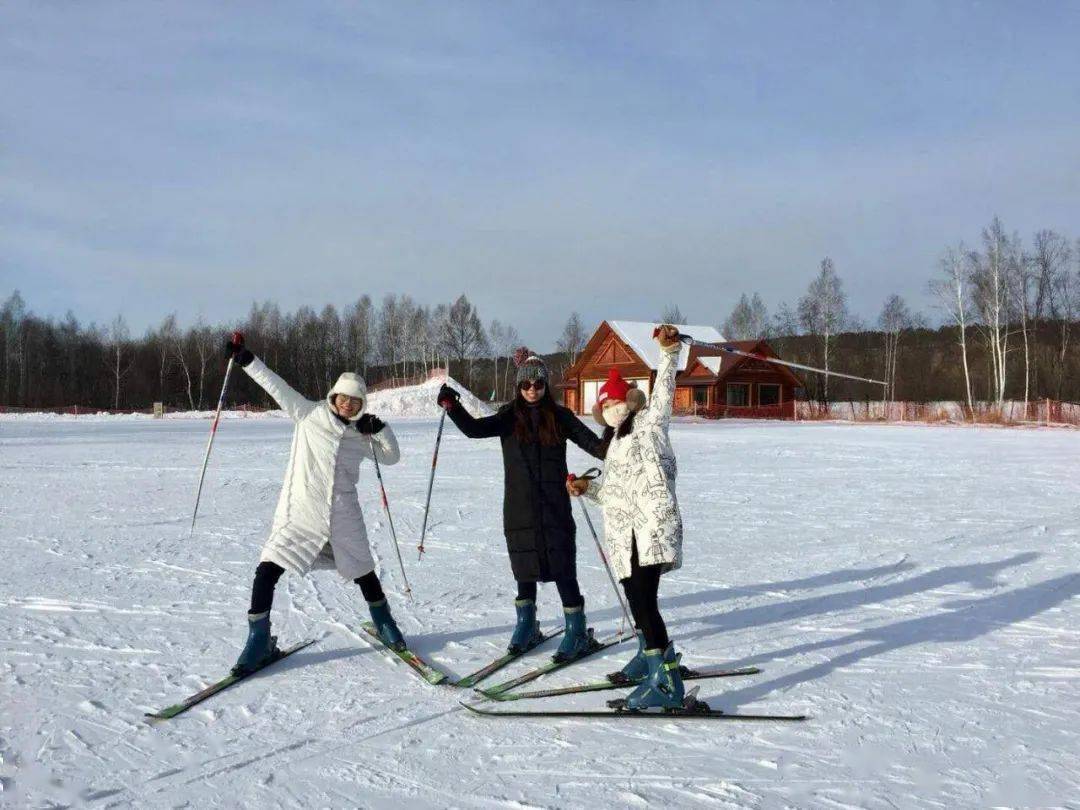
[{"xmin": 326, "ymin": 372, "xmax": 367, "ymax": 421}]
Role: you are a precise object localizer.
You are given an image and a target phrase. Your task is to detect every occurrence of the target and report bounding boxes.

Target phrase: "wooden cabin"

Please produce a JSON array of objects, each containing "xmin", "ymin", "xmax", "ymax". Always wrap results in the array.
[{"xmin": 558, "ymin": 320, "xmax": 803, "ymax": 419}]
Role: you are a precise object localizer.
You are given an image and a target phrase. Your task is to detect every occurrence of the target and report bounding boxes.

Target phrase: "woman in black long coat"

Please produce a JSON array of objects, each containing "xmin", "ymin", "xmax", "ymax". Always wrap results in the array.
[{"xmin": 437, "ymin": 353, "xmax": 608, "ymax": 662}]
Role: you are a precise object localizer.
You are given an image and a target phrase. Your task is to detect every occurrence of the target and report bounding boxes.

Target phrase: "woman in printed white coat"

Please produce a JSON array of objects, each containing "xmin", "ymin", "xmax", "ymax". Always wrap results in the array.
[
  {"xmin": 567, "ymin": 324, "xmax": 686, "ymax": 710},
  {"xmin": 225, "ymin": 336, "xmax": 406, "ymax": 675}
]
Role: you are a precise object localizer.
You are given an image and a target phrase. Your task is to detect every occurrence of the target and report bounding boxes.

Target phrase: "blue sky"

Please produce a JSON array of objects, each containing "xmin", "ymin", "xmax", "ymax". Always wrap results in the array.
[{"xmin": 3, "ymin": 1, "xmax": 1079, "ymax": 348}]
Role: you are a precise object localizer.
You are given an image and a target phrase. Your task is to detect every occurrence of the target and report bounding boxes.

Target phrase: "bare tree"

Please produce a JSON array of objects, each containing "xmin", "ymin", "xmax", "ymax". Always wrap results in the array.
[
  {"xmin": 1031, "ymin": 230, "xmax": 1070, "ymax": 323},
  {"xmin": 1030, "ymin": 230, "xmax": 1071, "ymax": 395},
  {"xmin": 1007, "ymin": 244, "xmax": 1034, "ymax": 407},
  {"xmin": 500, "ymin": 323, "xmax": 521, "ymax": 398},
  {"xmin": 968, "ymin": 218, "xmax": 1015, "ymax": 405},
  {"xmin": 878, "ymin": 294, "xmax": 914, "ymax": 401},
  {"xmin": 441, "ymin": 294, "xmax": 486, "ymax": 365},
  {"xmin": 191, "ymin": 318, "xmax": 219, "ymax": 409},
  {"xmin": 1047, "ymin": 242, "xmax": 1078, "ymax": 397},
  {"xmin": 797, "ymin": 257, "xmax": 849, "ymax": 401},
  {"xmin": 556, "ymin": 312, "xmax": 588, "ymax": 367},
  {"xmin": 659, "ymin": 304, "xmax": 685, "ymax": 324},
  {"xmin": 1, "ymin": 291, "xmax": 27, "ymax": 405},
  {"xmin": 104, "ymin": 315, "xmax": 133, "ymax": 409},
  {"xmin": 345, "ymin": 296, "xmax": 374, "ymax": 377},
  {"xmin": 376, "ymin": 294, "xmax": 401, "ymax": 384},
  {"xmin": 929, "ymin": 244, "xmax": 975, "ymax": 415},
  {"xmin": 722, "ymin": 293, "xmax": 770, "ymax": 340},
  {"xmin": 153, "ymin": 314, "xmax": 179, "ymax": 402}
]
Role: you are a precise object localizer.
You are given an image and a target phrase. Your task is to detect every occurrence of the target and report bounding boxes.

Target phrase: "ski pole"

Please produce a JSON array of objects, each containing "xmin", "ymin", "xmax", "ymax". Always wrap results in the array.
[
  {"xmin": 654, "ymin": 327, "xmax": 889, "ymax": 388},
  {"xmin": 369, "ymin": 437, "xmax": 412, "ymax": 598},
  {"xmin": 417, "ymin": 409, "xmax": 446, "ymax": 560},
  {"xmin": 190, "ymin": 330, "xmax": 244, "ymax": 537},
  {"xmin": 569, "ymin": 468, "xmax": 633, "ymax": 637}
]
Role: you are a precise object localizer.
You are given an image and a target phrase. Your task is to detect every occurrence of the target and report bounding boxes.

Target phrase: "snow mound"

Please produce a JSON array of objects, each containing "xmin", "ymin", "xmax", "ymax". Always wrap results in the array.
[{"xmin": 366, "ymin": 375, "xmax": 493, "ymax": 420}]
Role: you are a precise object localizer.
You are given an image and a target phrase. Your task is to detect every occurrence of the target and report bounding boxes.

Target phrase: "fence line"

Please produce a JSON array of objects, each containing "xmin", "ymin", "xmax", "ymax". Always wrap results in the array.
[
  {"xmin": 5, "ymin": 396, "xmax": 1078, "ymax": 426},
  {"xmin": 793, "ymin": 399, "xmax": 1080, "ymax": 426}
]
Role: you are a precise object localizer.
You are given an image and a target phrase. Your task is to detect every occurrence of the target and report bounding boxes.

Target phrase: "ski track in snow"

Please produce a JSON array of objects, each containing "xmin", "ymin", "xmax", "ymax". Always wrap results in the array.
[{"xmin": 2, "ymin": 418, "xmax": 1078, "ymax": 808}]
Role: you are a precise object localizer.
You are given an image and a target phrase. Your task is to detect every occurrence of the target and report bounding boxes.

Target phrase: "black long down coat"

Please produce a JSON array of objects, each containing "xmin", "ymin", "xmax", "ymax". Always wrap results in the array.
[{"xmin": 445, "ymin": 398, "xmax": 608, "ymax": 582}]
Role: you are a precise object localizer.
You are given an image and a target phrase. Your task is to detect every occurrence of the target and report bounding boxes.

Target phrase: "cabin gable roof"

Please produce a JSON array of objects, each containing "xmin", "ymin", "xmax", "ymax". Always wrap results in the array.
[{"xmin": 563, "ymin": 321, "xmax": 803, "ymax": 389}]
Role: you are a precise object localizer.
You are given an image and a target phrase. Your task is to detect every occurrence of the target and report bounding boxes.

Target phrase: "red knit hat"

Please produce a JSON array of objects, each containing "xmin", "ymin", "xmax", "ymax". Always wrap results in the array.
[{"xmin": 597, "ymin": 368, "xmax": 630, "ymax": 405}]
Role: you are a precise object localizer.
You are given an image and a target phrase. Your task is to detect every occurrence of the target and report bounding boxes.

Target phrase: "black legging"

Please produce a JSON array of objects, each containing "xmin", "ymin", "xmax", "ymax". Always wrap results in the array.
[
  {"xmin": 516, "ymin": 578, "xmax": 585, "ymax": 609},
  {"xmin": 248, "ymin": 561, "xmax": 386, "ymax": 615},
  {"xmin": 620, "ymin": 540, "xmax": 669, "ymax": 650}
]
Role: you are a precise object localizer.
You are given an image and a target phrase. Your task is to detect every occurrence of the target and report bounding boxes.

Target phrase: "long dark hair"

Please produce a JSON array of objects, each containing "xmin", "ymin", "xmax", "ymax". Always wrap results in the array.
[{"xmin": 513, "ymin": 387, "xmax": 561, "ymax": 445}]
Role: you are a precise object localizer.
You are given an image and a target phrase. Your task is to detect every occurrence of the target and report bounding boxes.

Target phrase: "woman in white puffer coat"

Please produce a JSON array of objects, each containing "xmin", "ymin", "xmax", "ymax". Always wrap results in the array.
[
  {"xmin": 568, "ymin": 324, "xmax": 688, "ymax": 710},
  {"xmin": 225, "ymin": 337, "xmax": 405, "ymax": 675}
]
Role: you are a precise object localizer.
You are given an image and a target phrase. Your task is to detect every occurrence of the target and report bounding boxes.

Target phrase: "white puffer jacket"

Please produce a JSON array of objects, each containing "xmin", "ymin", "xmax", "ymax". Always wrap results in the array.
[
  {"xmin": 585, "ymin": 342, "xmax": 683, "ymax": 581},
  {"xmin": 244, "ymin": 357, "xmax": 400, "ymax": 580}
]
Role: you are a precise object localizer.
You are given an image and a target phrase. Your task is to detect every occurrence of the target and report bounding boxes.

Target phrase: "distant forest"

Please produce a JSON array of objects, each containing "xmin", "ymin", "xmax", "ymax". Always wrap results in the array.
[{"xmin": 3, "ymin": 217, "xmax": 1078, "ymax": 411}]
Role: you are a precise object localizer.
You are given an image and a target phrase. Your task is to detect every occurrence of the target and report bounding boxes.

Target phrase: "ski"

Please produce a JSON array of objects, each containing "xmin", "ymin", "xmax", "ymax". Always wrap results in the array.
[
  {"xmin": 461, "ymin": 701, "xmax": 806, "ymax": 722},
  {"xmin": 478, "ymin": 632, "xmax": 627, "ymax": 697},
  {"xmin": 453, "ymin": 629, "xmax": 564, "ymax": 688},
  {"xmin": 360, "ymin": 621, "xmax": 449, "ymax": 685},
  {"xmin": 487, "ymin": 665, "xmax": 762, "ymax": 702},
  {"xmin": 145, "ymin": 638, "xmax": 318, "ymax": 721}
]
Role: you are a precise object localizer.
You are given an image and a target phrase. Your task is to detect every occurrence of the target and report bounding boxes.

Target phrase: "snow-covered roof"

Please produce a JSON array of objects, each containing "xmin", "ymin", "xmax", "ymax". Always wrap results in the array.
[
  {"xmin": 698, "ymin": 356, "xmax": 723, "ymax": 375},
  {"xmin": 607, "ymin": 321, "xmax": 726, "ymax": 371}
]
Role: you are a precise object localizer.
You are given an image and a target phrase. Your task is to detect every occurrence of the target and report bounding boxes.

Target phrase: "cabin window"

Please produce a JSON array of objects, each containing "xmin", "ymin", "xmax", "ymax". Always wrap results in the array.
[
  {"xmin": 582, "ymin": 380, "xmax": 600, "ymax": 413},
  {"xmin": 726, "ymin": 383, "xmax": 750, "ymax": 407},
  {"xmin": 758, "ymin": 384, "xmax": 781, "ymax": 406},
  {"xmin": 693, "ymin": 387, "xmax": 709, "ymax": 407}
]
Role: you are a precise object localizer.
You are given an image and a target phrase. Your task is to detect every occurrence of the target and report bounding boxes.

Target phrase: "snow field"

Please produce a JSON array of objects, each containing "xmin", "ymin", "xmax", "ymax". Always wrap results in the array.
[{"xmin": 1, "ymin": 418, "xmax": 1078, "ymax": 808}]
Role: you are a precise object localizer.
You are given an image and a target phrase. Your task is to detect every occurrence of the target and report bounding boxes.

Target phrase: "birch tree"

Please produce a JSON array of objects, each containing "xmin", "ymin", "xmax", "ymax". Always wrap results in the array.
[
  {"xmin": 1007, "ymin": 243, "xmax": 1034, "ymax": 407},
  {"xmin": 1, "ymin": 291, "xmax": 27, "ymax": 405},
  {"xmin": 556, "ymin": 312, "xmax": 588, "ymax": 367},
  {"xmin": 1030, "ymin": 230, "xmax": 1071, "ymax": 395},
  {"xmin": 878, "ymin": 294, "xmax": 914, "ymax": 401},
  {"xmin": 441, "ymin": 295, "xmax": 486, "ymax": 365},
  {"xmin": 1047, "ymin": 243, "xmax": 1078, "ymax": 398},
  {"xmin": 722, "ymin": 293, "xmax": 770, "ymax": 339},
  {"xmin": 153, "ymin": 315, "xmax": 179, "ymax": 401},
  {"xmin": 968, "ymin": 218, "xmax": 1015, "ymax": 406},
  {"xmin": 104, "ymin": 315, "xmax": 133, "ymax": 409},
  {"xmin": 929, "ymin": 244, "xmax": 974, "ymax": 416},
  {"xmin": 189, "ymin": 318, "xmax": 217, "ymax": 410},
  {"xmin": 345, "ymin": 296, "xmax": 374, "ymax": 376},
  {"xmin": 659, "ymin": 304, "xmax": 685, "ymax": 324},
  {"xmin": 797, "ymin": 258, "xmax": 849, "ymax": 401}
]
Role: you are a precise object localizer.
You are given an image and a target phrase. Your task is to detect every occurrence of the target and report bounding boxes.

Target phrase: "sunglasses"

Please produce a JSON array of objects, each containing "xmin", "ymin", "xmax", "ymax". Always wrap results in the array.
[{"xmin": 518, "ymin": 380, "xmax": 546, "ymax": 391}]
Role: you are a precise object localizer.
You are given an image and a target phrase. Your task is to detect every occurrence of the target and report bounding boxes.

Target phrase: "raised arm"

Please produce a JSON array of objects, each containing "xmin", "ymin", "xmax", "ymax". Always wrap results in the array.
[
  {"xmin": 641, "ymin": 330, "xmax": 681, "ymax": 432},
  {"xmin": 558, "ymin": 408, "xmax": 609, "ymax": 461},
  {"xmin": 243, "ymin": 356, "xmax": 315, "ymax": 422},
  {"xmin": 437, "ymin": 384, "xmax": 507, "ymax": 439}
]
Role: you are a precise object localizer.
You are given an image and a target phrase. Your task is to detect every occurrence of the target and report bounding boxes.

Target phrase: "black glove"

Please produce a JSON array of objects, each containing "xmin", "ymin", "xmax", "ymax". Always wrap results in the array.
[
  {"xmin": 356, "ymin": 414, "xmax": 385, "ymax": 435},
  {"xmin": 437, "ymin": 384, "xmax": 460, "ymax": 409},
  {"xmin": 224, "ymin": 335, "xmax": 254, "ymax": 367}
]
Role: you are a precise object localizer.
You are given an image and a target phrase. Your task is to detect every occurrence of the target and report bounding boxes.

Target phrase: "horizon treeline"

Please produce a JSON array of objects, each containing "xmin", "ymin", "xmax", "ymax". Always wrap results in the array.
[{"xmin": 2, "ymin": 217, "xmax": 1078, "ymax": 411}]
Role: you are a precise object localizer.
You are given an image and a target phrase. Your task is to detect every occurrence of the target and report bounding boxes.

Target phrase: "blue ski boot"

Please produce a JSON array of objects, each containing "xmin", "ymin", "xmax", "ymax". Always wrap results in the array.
[
  {"xmin": 606, "ymin": 630, "xmax": 647, "ymax": 685},
  {"xmin": 232, "ymin": 611, "xmax": 279, "ymax": 676},
  {"xmin": 552, "ymin": 605, "xmax": 595, "ymax": 663},
  {"xmin": 617, "ymin": 643, "xmax": 685, "ymax": 711},
  {"xmin": 368, "ymin": 599, "xmax": 406, "ymax": 652},
  {"xmin": 508, "ymin": 599, "xmax": 543, "ymax": 654}
]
